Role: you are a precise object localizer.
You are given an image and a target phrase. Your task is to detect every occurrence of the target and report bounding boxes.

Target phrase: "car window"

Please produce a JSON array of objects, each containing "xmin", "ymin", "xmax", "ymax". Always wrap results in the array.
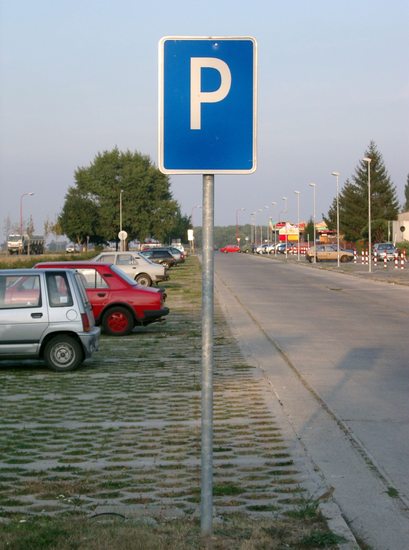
[
  {"xmin": 0, "ymin": 274, "xmax": 41, "ymax": 309},
  {"xmin": 74, "ymin": 272, "xmax": 91, "ymax": 307},
  {"xmin": 78, "ymin": 268, "xmax": 109, "ymax": 289},
  {"xmin": 96, "ymin": 254, "xmax": 115, "ymax": 264},
  {"xmin": 46, "ymin": 272, "xmax": 74, "ymax": 307},
  {"xmin": 110, "ymin": 264, "xmax": 138, "ymax": 286},
  {"xmin": 117, "ymin": 254, "xmax": 133, "ymax": 265}
]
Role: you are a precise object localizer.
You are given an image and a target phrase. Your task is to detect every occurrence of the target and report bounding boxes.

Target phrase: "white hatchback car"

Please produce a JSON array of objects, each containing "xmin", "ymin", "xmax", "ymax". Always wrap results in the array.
[
  {"xmin": 92, "ymin": 252, "xmax": 169, "ymax": 287},
  {"xmin": 0, "ymin": 268, "xmax": 100, "ymax": 372}
]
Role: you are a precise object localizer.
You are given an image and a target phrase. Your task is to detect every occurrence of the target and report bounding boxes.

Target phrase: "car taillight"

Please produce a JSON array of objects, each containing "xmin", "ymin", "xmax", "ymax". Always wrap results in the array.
[{"xmin": 81, "ymin": 312, "xmax": 91, "ymax": 332}]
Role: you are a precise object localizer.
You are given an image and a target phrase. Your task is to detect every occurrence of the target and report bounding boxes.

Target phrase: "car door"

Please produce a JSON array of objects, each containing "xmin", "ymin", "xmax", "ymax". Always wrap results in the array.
[{"xmin": 0, "ymin": 273, "xmax": 49, "ymax": 355}]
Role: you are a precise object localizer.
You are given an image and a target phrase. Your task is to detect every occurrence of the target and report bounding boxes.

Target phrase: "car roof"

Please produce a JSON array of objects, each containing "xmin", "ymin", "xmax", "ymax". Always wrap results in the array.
[
  {"xmin": 1, "ymin": 268, "xmax": 75, "ymax": 275},
  {"xmin": 35, "ymin": 261, "xmax": 114, "ymax": 268}
]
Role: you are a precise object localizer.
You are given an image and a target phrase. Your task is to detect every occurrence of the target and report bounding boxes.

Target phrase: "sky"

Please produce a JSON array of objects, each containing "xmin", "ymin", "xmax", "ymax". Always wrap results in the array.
[{"xmin": 1, "ymin": 0, "xmax": 408, "ymax": 239}]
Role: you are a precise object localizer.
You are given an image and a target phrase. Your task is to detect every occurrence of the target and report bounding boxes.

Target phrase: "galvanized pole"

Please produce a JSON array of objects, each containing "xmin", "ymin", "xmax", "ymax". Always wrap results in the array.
[{"xmin": 201, "ymin": 174, "xmax": 214, "ymax": 536}]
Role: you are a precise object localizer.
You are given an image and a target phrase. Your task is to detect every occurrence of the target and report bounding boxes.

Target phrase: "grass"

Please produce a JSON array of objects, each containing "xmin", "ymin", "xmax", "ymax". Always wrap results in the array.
[
  {"xmin": 0, "ymin": 513, "xmax": 345, "ymax": 550},
  {"xmin": 0, "ymin": 255, "xmax": 349, "ymax": 548}
]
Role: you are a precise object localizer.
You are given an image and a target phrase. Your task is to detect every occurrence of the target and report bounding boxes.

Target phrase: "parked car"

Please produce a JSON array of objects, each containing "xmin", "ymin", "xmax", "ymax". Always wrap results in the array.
[
  {"xmin": 34, "ymin": 262, "xmax": 169, "ymax": 336},
  {"xmin": 142, "ymin": 247, "xmax": 185, "ymax": 265},
  {"xmin": 66, "ymin": 243, "xmax": 82, "ymax": 253},
  {"xmin": 220, "ymin": 245, "xmax": 241, "ymax": 253},
  {"xmin": 275, "ymin": 242, "xmax": 294, "ymax": 254},
  {"xmin": 372, "ymin": 242, "xmax": 398, "ymax": 261},
  {"xmin": 92, "ymin": 252, "xmax": 168, "ymax": 286},
  {"xmin": 0, "ymin": 268, "xmax": 100, "ymax": 372},
  {"xmin": 139, "ymin": 249, "xmax": 177, "ymax": 268},
  {"xmin": 306, "ymin": 244, "xmax": 354, "ymax": 263},
  {"xmin": 256, "ymin": 244, "xmax": 275, "ymax": 254}
]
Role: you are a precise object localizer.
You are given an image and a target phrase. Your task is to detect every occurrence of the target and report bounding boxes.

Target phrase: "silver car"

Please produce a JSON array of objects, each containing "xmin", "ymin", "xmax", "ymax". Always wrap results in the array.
[
  {"xmin": 0, "ymin": 268, "xmax": 100, "ymax": 372},
  {"xmin": 92, "ymin": 252, "xmax": 169, "ymax": 286}
]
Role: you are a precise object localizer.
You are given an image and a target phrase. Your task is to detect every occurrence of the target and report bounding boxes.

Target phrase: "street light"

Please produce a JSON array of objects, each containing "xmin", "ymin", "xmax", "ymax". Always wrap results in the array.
[
  {"xmin": 271, "ymin": 201, "xmax": 277, "ymax": 249},
  {"xmin": 331, "ymin": 172, "xmax": 340, "ymax": 267},
  {"xmin": 190, "ymin": 204, "xmax": 202, "ymax": 254},
  {"xmin": 309, "ymin": 183, "xmax": 316, "ymax": 263},
  {"xmin": 20, "ymin": 192, "xmax": 34, "ymax": 237},
  {"xmin": 235, "ymin": 208, "xmax": 245, "ymax": 244},
  {"xmin": 280, "ymin": 197, "xmax": 288, "ymax": 256},
  {"xmin": 119, "ymin": 189, "xmax": 124, "ymax": 251},
  {"xmin": 250, "ymin": 211, "xmax": 256, "ymax": 247},
  {"xmin": 363, "ymin": 157, "xmax": 372, "ymax": 273},
  {"xmin": 294, "ymin": 191, "xmax": 300, "ymax": 261}
]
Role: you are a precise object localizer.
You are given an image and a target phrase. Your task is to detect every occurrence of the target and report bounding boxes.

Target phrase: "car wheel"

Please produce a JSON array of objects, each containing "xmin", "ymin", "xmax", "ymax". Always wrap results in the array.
[
  {"xmin": 135, "ymin": 273, "xmax": 152, "ymax": 286},
  {"xmin": 102, "ymin": 306, "xmax": 133, "ymax": 336},
  {"xmin": 340, "ymin": 255, "xmax": 349, "ymax": 263},
  {"xmin": 44, "ymin": 335, "xmax": 84, "ymax": 372}
]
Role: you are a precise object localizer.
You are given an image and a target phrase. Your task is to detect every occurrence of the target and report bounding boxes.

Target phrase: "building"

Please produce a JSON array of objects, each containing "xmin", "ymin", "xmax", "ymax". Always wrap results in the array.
[{"xmin": 392, "ymin": 212, "xmax": 409, "ymax": 243}]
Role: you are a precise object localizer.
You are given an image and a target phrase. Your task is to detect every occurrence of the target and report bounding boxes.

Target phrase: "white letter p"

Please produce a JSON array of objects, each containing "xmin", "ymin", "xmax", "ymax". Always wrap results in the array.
[{"xmin": 190, "ymin": 57, "xmax": 231, "ymax": 130}]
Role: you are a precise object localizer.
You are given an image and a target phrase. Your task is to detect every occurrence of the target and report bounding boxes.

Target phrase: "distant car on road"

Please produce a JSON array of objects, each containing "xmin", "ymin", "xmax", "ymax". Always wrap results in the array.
[
  {"xmin": 92, "ymin": 251, "xmax": 168, "ymax": 287},
  {"xmin": 256, "ymin": 244, "xmax": 275, "ymax": 254},
  {"xmin": 306, "ymin": 244, "xmax": 354, "ymax": 263},
  {"xmin": 0, "ymin": 268, "xmax": 100, "ymax": 371},
  {"xmin": 35, "ymin": 261, "xmax": 169, "ymax": 336},
  {"xmin": 372, "ymin": 243, "xmax": 398, "ymax": 261},
  {"xmin": 220, "ymin": 245, "xmax": 241, "ymax": 253}
]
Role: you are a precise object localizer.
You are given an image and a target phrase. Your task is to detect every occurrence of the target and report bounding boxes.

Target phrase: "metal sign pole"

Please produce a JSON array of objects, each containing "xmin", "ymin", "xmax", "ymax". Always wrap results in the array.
[{"xmin": 201, "ymin": 173, "xmax": 214, "ymax": 536}]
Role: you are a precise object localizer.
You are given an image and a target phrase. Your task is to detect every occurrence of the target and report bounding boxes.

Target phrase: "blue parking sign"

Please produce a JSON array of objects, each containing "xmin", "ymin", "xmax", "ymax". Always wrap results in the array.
[{"xmin": 158, "ymin": 37, "xmax": 257, "ymax": 174}]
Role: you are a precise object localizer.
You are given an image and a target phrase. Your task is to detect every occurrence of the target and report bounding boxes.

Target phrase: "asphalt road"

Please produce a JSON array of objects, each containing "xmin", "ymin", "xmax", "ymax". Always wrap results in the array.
[{"xmin": 214, "ymin": 252, "xmax": 409, "ymax": 550}]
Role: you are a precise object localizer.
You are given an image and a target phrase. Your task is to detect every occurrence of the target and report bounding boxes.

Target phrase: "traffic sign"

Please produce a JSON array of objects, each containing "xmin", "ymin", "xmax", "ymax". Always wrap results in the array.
[
  {"xmin": 118, "ymin": 230, "xmax": 128, "ymax": 241},
  {"xmin": 158, "ymin": 36, "xmax": 257, "ymax": 174}
]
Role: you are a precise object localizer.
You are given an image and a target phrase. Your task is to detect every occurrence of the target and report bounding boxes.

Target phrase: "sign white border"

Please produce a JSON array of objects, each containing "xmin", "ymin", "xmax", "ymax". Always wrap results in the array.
[{"xmin": 158, "ymin": 36, "xmax": 257, "ymax": 175}]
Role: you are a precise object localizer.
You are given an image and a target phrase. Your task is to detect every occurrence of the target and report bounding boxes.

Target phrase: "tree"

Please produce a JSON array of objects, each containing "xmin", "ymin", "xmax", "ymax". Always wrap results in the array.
[
  {"xmin": 304, "ymin": 218, "xmax": 315, "ymax": 243},
  {"xmin": 58, "ymin": 186, "xmax": 102, "ymax": 246},
  {"xmin": 325, "ymin": 142, "xmax": 399, "ymax": 242},
  {"xmin": 404, "ymin": 173, "xmax": 409, "ymax": 212},
  {"xmin": 60, "ymin": 148, "xmax": 187, "ymax": 245}
]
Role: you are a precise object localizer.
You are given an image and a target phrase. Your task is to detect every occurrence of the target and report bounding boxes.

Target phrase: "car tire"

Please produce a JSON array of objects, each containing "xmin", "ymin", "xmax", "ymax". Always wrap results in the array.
[
  {"xmin": 102, "ymin": 306, "xmax": 133, "ymax": 336},
  {"xmin": 44, "ymin": 335, "xmax": 84, "ymax": 372},
  {"xmin": 135, "ymin": 273, "xmax": 152, "ymax": 287},
  {"xmin": 340, "ymin": 255, "xmax": 349, "ymax": 263}
]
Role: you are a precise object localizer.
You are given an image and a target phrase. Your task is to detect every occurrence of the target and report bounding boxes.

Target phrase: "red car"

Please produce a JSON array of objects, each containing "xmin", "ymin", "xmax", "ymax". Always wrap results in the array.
[
  {"xmin": 220, "ymin": 245, "xmax": 241, "ymax": 253},
  {"xmin": 34, "ymin": 261, "xmax": 169, "ymax": 336}
]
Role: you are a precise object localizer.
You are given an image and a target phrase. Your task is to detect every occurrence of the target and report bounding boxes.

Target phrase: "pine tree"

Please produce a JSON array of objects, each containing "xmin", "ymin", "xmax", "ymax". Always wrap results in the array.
[
  {"xmin": 404, "ymin": 173, "xmax": 409, "ymax": 212},
  {"xmin": 326, "ymin": 142, "xmax": 399, "ymax": 242}
]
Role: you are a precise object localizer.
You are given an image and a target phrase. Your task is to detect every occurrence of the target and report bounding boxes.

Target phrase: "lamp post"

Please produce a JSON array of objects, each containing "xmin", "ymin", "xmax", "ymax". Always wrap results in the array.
[
  {"xmin": 309, "ymin": 183, "xmax": 316, "ymax": 263},
  {"xmin": 363, "ymin": 157, "xmax": 372, "ymax": 273},
  {"xmin": 235, "ymin": 208, "xmax": 245, "ymax": 244},
  {"xmin": 294, "ymin": 191, "xmax": 300, "ymax": 261},
  {"xmin": 271, "ymin": 201, "xmax": 277, "ymax": 249},
  {"xmin": 119, "ymin": 189, "xmax": 124, "ymax": 251},
  {"xmin": 331, "ymin": 172, "xmax": 340, "ymax": 267},
  {"xmin": 190, "ymin": 204, "xmax": 202, "ymax": 254},
  {"xmin": 250, "ymin": 212, "xmax": 256, "ymax": 248},
  {"xmin": 20, "ymin": 192, "xmax": 34, "ymax": 239},
  {"xmin": 279, "ymin": 197, "xmax": 287, "ymax": 256}
]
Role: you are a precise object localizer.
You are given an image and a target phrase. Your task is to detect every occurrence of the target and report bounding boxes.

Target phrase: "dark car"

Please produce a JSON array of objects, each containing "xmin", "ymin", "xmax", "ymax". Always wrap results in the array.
[
  {"xmin": 142, "ymin": 247, "xmax": 185, "ymax": 265},
  {"xmin": 35, "ymin": 261, "xmax": 169, "ymax": 336},
  {"xmin": 140, "ymin": 249, "xmax": 177, "ymax": 268}
]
